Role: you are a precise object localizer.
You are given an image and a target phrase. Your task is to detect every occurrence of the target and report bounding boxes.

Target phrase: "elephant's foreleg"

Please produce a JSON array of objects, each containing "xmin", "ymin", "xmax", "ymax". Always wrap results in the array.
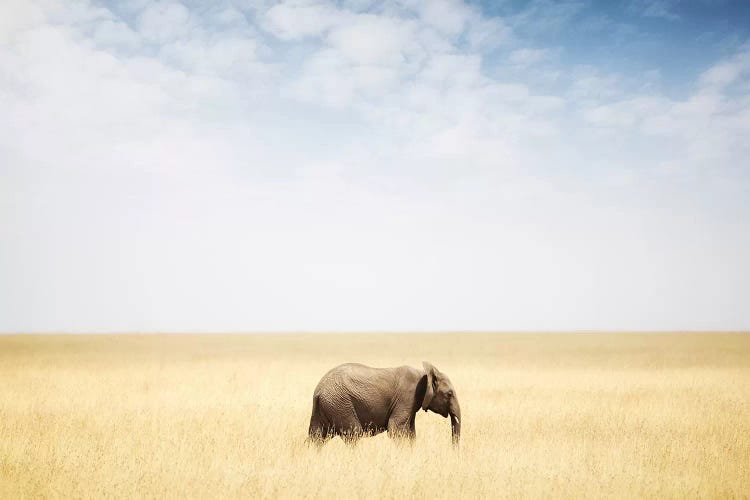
[{"xmin": 387, "ymin": 416, "xmax": 415, "ymax": 441}]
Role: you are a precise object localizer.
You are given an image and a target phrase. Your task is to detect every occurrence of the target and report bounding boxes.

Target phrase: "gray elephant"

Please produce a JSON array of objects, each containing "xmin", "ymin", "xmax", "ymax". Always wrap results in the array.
[{"xmin": 307, "ymin": 361, "xmax": 461, "ymax": 445}]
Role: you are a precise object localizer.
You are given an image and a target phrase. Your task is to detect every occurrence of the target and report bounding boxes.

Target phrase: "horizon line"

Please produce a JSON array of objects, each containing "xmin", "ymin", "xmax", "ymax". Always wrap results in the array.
[{"xmin": 2, "ymin": 330, "xmax": 749, "ymax": 335}]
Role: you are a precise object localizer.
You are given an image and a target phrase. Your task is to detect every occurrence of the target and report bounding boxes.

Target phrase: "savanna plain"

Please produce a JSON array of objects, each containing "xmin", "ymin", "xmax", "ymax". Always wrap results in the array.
[{"xmin": 1, "ymin": 333, "xmax": 749, "ymax": 499}]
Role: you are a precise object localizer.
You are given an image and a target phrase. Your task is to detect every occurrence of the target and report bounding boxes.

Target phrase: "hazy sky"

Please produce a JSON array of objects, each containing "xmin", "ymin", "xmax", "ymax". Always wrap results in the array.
[{"xmin": 1, "ymin": 0, "xmax": 749, "ymax": 332}]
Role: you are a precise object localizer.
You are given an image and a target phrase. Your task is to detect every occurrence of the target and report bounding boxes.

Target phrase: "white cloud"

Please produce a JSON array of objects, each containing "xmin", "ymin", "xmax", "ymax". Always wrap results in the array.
[
  {"xmin": 91, "ymin": 19, "xmax": 141, "ymax": 49},
  {"xmin": 137, "ymin": 1, "xmax": 192, "ymax": 42},
  {"xmin": 286, "ymin": 47, "xmax": 403, "ymax": 106},
  {"xmin": 326, "ymin": 14, "xmax": 416, "ymax": 65},
  {"xmin": 0, "ymin": 0, "xmax": 49, "ymax": 43},
  {"xmin": 417, "ymin": 0, "xmax": 473, "ymax": 36},
  {"xmin": 159, "ymin": 37, "xmax": 268, "ymax": 79},
  {"xmin": 510, "ymin": 0, "xmax": 585, "ymax": 36},
  {"xmin": 465, "ymin": 16, "xmax": 511, "ymax": 51},
  {"xmin": 567, "ymin": 67, "xmax": 623, "ymax": 102},
  {"xmin": 583, "ymin": 96, "xmax": 666, "ymax": 128},
  {"xmin": 210, "ymin": 6, "xmax": 250, "ymax": 28},
  {"xmin": 698, "ymin": 44, "xmax": 750, "ymax": 90},
  {"xmin": 578, "ymin": 46, "xmax": 750, "ymax": 180},
  {"xmin": 261, "ymin": 0, "xmax": 346, "ymax": 39},
  {"xmin": 509, "ymin": 48, "xmax": 549, "ymax": 66}
]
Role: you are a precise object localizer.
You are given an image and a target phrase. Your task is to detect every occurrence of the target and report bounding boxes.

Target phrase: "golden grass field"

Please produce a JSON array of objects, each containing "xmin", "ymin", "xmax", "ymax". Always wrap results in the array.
[{"xmin": 1, "ymin": 333, "xmax": 749, "ymax": 499}]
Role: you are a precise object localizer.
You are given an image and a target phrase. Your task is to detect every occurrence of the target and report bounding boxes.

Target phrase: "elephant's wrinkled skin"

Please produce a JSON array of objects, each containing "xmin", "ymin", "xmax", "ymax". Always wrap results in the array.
[{"xmin": 307, "ymin": 361, "xmax": 461, "ymax": 445}]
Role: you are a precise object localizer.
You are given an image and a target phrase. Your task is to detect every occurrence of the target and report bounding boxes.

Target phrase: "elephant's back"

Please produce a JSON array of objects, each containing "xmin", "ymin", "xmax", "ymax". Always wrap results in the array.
[
  {"xmin": 313, "ymin": 363, "xmax": 392, "ymax": 397},
  {"xmin": 314, "ymin": 363, "xmax": 369, "ymax": 390}
]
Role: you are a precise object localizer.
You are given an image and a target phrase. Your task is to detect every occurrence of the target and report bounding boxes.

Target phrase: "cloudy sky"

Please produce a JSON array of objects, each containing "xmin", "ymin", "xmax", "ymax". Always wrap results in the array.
[{"xmin": 1, "ymin": 0, "xmax": 749, "ymax": 332}]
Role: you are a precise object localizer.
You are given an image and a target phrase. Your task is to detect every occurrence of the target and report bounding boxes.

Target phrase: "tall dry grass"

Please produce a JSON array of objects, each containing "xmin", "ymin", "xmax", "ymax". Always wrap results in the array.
[{"xmin": 1, "ymin": 333, "xmax": 749, "ymax": 498}]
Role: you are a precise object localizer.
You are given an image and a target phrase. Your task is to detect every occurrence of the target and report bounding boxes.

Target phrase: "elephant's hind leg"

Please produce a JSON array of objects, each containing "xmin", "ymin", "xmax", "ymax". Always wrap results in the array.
[
  {"xmin": 307, "ymin": 396, "xmax": 331, "ymax": 446},
  {"xmin": 307, "ymin": 420, "xmax": 330, "ymax": 445},
  {"xmin": 314, "ymin": 392, "xmax": 364, "ymax": 445},
  {"xmin": 338, "ymin": 420, "xmax": 364, "ymax": 446},
  {"xmin": 332, "ymin": 399, "xmax": 365, "ymax": 445}
]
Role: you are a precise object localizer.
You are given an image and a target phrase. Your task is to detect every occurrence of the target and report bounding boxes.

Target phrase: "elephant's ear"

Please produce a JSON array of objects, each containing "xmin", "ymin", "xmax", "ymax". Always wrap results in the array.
[{"xmin": 421, "ymin": 361, "xmax": 436, "ymax": 410}]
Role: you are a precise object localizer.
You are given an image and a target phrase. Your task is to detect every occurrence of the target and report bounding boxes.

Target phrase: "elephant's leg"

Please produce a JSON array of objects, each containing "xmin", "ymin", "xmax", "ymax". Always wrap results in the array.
[
  {"xmin": 306, "ymin": 433, "xmax": 331, "ymax": 449},
  {"xmin": 337, "ymin": 418, "xmax": 364, "ymax": 445},
  {"xmin": 317, "ymin": 395, "xmax": 363, "ymax": 444},
  {"xmin": 335, "ymin": 407, "xmax": 364, "ymax": 444},
  {"xmin": 307, "ymin": 421, "xmax": 331, "ymax": 446},
  {"xmin": 307, "ymin": 396, "xmax": 332, "ymax": 446},
  {"xmin": 387, "ymin": 413, "xmax": 415, "ymax": 441},
  {"xmin": 408, "ymin": 414, "xmax": 417, "ymax": 438}
]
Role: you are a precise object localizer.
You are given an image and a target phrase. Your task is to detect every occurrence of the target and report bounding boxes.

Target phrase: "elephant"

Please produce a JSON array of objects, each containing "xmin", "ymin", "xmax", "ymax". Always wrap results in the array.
[{"xmin": 307, "ymin": 361, "xmax": 461, "ymax": 445}]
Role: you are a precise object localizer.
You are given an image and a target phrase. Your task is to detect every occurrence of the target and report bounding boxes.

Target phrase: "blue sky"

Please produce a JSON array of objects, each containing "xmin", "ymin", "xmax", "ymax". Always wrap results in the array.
[
  {"xmin": 487, "ymin": 0, "xmax": 750, "ymax": 94},
  {"xmin": 1, "ymin": 0, "xmax": 749, "ymax": 332}
]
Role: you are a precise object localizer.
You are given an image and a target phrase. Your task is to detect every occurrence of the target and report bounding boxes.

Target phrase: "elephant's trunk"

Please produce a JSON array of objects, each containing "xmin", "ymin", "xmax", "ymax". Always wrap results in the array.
[{"xmin": 450, "ymin": 399, "xmax": 461, "ymax": 446}]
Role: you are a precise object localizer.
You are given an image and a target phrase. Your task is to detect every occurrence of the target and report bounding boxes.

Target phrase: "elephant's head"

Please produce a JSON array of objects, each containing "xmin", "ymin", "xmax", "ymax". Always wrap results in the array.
[{"xmin": 421, "ymin": 361, "xmax": 461, "ymax": 445}]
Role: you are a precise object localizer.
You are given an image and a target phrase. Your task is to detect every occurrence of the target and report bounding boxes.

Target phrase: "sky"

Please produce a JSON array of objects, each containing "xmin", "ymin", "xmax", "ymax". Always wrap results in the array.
[{"xmin": 1, "ymin": 0, "xmax": 749, "ymax": 332}]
